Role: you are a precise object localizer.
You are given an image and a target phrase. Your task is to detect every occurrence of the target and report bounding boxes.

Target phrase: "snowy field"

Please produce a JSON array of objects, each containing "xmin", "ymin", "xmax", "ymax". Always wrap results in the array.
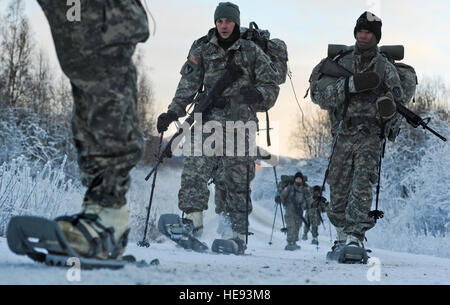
[
  {"xmin": 0, "ymin": 140, "xmax": 449, "ymax": 285},
  {"xmin": 1, "ymin": 212, "xmax": 450, "ymax": 285}
]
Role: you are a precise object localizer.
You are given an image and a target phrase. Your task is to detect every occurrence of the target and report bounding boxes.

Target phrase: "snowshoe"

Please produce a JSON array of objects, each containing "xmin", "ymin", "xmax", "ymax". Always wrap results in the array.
[
  {"xmin": 326, "ymin": 240, "xmax": 346, "ymax": 261},
  {"xmin": 311, "ymin": 238, "xmax": 319, "ymax": 245},
  {"xmin": 6, "ymin": 216, "xmax": 153, "ymax": 269},
  {"xmin": 211, "ymin": 237, "xmax": 246, "ymax": 255},
  {"xmin": 158, "ymin": 214, "xmax": 208, "ymax": 253},
  {"xmin": 284, "ymin": 242, "xmax": 301, "ymax": 251},
  {"xmin": 338, "ymin": 241, "xmax": 369, "ymax": 264}
]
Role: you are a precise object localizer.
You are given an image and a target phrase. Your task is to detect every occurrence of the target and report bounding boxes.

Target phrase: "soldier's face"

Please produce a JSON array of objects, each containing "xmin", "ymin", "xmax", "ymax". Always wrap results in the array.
[
  {"xmin": 216, "ymin": 18, "xmax": 236, "ymax": 39},
  {"xmin": 356, "ymin": 30, "xmax": 374, "ymax": 46},
  {"xmin": 295, "ymin": 177, "xmax": 303, "ymax": 184}
]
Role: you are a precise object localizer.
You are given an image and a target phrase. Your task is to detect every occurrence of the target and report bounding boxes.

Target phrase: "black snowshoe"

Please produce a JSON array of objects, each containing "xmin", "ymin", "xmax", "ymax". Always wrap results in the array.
[
  {"xmin": 158, "ymin": 214, "xmax": 208, "ymax": 253},
  {"xmin": 211, "ymin": 237, "xmax": 246, "ymax": 255},
  {"xmin": 6, "ymin": 216, "xmax": 156, "ymax": 269},
  {"xmin": 326, "ymin": 240, "xmax": 346, "ymax": 261},
  {"xmin": 338, "ymin": 241, "xmax": 369, "ymax": 264}
]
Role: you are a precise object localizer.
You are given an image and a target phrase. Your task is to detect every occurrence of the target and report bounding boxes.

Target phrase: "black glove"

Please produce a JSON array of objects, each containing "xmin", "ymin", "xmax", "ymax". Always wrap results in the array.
[
  {"xmin": 157, "ymin": 110, "xmax": 178, "ymax": 134},
  {"xmin": 353, "ymin": 71, "xmax": 380, "ymax": 92},
  {"xmin": 275, "ymin": 195, "xmax": 281, "ymax": 204},
  {"xmin": 240, "ymin": 85, "xmax": 263, "ymax": 105}
]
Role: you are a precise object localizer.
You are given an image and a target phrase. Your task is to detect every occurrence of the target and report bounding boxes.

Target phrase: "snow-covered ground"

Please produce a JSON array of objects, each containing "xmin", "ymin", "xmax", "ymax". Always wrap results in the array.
[
  {"xmin": 1, "ymin": 187, "xmax": 450, "ymax": 285},
  {"xmin": 1, "ymin": 139, "xmax": 449, "ymax": 285}
]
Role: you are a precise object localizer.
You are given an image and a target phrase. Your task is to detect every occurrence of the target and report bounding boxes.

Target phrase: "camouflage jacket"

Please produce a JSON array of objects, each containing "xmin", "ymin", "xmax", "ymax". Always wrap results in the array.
[
  {"xmin": 168, "ymin": 28, "xmax": 280, "ymax": 123},
  {"xmin": 280, "ymin": 182, "xmax": 313, "ymax": 212},
  {"xmin": 310, "ymin": 49, "xmax": 406, "ymax": 137},
  {"xmin": 307, "ymin": 195, "xmax": 328, "ymax": 212}
]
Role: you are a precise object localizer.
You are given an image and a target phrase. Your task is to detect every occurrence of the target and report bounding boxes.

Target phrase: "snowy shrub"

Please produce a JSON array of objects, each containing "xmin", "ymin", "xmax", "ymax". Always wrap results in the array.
[{"xmin": 0, "ymin": 156, "xmax": 82, "ymax": 235}]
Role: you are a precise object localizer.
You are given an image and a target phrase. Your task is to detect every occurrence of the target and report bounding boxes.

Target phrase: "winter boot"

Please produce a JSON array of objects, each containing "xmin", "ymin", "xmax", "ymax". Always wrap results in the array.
[
  {"xmin": 338, "ymin": 235, "xmax": 369, "ymax": 264},
  {"xmin": 302, "ymin": 233, "xmax": 308, "ymax": 241},
  {"xmin": 212, "ymin": 232, "xmax": 247, "ymax": 255},
  {"xmin": 284, "ymin": 242, "xmax": 301, "ymax": 251},
  {"xmin": 326, "ymin": 227, "xmax": 346, "ymax": 261},
  {"xmin": 311, "ymin": 238, "xmax": 319, "ymax": 245},
  {"xmin": 184, "ymin": 211, "xmax": 203, "ymax": 238},
  {"xmin": 55, "ymin": 204, "xmax": 130, "ymax": 260}
]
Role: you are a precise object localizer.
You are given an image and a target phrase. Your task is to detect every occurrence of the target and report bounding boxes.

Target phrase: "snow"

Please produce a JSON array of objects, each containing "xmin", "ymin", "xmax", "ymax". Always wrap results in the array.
[
  {"xmin": 0, "ymin": 122, "xmax": 449, "ymax": 284},
  {"xmin": 1, "ymin": 166, "xmax": 450, "ymax": 285}
]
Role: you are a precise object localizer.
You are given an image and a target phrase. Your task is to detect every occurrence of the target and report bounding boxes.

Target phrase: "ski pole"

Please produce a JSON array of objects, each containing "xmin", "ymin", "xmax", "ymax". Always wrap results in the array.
[
  {"xmin": 138, "ymin": 133, "xmax": 164, "ymax": 248},
  {"xmin": 268, "ymin": 202, "xmax": 278, "ymax": 245},
  {"xmin": 273, "ymin": 166, "xmax": 287, "ymax": 233},
  {"xmin": 369, "ymin": 121, "xmax": 386, "ymax": 223}
]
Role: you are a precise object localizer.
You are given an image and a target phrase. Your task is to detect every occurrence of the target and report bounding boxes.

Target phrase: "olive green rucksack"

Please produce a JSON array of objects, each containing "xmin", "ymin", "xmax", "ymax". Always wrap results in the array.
[{"xmin": 326, "ymin": 44, "xmax": 418, "ymax": 104}]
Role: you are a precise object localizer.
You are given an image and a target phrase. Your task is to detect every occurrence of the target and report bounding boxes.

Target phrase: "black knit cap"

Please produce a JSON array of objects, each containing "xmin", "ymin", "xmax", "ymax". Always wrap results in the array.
[
  {"xmin": 354, "ymin": 11, "xmax": 382, "ymax": 43},
  {"xmin": 313, "ymin": 185, "xmax": 322, "ymax": 193},
  {"xmin": 214, "ymin": 2, "xmax": 240, "ymax": 26},
  {"xmin": 294, "ymin": 172, "xmax": 304, "ymax": 180}
]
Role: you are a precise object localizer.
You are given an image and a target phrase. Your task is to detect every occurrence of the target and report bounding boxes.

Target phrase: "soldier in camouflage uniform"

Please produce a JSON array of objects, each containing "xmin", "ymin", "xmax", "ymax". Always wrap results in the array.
[
  {"xmin": 279, "ymin": 172, "xmax": 313, "ymax": 251},
  {"xmin": 309, "ymin": 12, "xmax": 406, "ymax": 262},
  {"xmin": 157, "ymin": 2, "xmax": 280, "ymax": 253},
  {"xmin": 36, "ymin": 1, "xmax": 149, "ymax": 259},
  {"xmin": 302, "ymin": 185, "xmax": 328, "ymax": 245}
]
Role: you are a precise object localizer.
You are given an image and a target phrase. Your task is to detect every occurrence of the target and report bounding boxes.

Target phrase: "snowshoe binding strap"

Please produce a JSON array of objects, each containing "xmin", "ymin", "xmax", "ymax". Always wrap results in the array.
[{"xmin": 55, "ymin": 213, "xmax": 129, "ymax": 259}]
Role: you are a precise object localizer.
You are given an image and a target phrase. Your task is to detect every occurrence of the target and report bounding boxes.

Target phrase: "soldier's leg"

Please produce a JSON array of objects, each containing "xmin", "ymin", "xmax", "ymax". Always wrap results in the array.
[
  {"xmin": 310, "ymin": 212, "xmax": 319, "ymax": 239},
  {"xmin": 345, "ymin": 137, "xmax": 378, "ymax": 241},
  {"xmin": 36, "ymin": 0, "xmax": 149, "ymax": 259},
  {"xmin": 327, "ymin": 137, "xmax": 354, "ymax": 238},
  {"xmin": 178, "ymin": 155, "xmax": 217, "ymax": 214},
  {"xmin": 222, "ymin": 156, "xmax": 255, "ymax": 236}
]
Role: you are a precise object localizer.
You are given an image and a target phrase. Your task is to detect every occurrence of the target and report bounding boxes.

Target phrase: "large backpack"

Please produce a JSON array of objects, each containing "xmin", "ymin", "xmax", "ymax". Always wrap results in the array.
[
  {"xmin": 326, "ymin": 44, "xmax": 418, "ymax": 104},
  {"xmin": 241, "ymin": 22, "xmax": 288, "ymax": 146},
  {"xmin": 241, "ymin": 22, "xmax": 288, "ymax": 85}
]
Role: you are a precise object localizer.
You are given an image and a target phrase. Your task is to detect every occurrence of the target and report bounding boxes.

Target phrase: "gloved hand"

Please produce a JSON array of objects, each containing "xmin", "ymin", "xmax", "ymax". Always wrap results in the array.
[
  {"xmin": 352, "ymin": 71, "xmax": 380, "ymax": 92},
  {"xmin": 157, "ymin": 110, "xmax": 178, "ymax": 134},
  {"xmin": 376, "ymin": 91, "xmax": 396, "ymax": 120},
  {"xmin": 240, "ymin": 85, "xmax": 263, "ymax": 105},
  {"xmin": 275, "ymin": 195, "xmax": 281, "ymax": 204}
]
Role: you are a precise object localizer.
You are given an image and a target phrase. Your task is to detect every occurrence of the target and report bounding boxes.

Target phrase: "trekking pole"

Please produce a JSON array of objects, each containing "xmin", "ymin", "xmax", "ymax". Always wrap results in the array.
[
  {"xmin": 268, "ymin": 202, "xmax": 278, "ymax": 245},
  {"xmin": 245, "ymin": 155, "xmax": 250, "ymax": 245},
  {"xmin": 138, "ymin": 133, "xmax": 164, "ymax": 248},
  {"xmin": 369, "ymin": 122, "xmax": 386, "ymax": 223},
  {"xmin": 273, "ymin": 166, "xmax": 287, "ymax": 233}
]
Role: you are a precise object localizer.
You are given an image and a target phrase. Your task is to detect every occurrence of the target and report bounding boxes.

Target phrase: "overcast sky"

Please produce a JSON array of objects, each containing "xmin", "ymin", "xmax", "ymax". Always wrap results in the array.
[{"xmin": 8, "ymin": 0, "xmax": 450, "ymax": 157}]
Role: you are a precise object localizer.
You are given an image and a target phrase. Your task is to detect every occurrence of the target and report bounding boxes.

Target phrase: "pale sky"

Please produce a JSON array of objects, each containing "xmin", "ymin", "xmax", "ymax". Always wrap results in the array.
[{"xmin": 7, "ymin": 0, "xmax": 450, "ymax": 158}]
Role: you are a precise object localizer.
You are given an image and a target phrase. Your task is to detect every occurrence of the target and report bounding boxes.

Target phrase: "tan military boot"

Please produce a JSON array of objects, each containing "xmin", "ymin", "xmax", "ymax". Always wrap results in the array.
[
  {"xmin": 184, "ymin": 211, "xmax": 203, "ymax": 238},
  {"xmin": 56, "ymin": 204, "xmax": 129, "ymax": 260}
]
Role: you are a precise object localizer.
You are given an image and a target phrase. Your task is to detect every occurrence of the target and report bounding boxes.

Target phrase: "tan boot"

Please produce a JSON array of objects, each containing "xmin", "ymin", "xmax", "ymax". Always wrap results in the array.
[
  {"xmin": 56, "ymin": 204, "xmax": 129, "ymax": 260},
  {"xmin": 184, "ymin": 211, "xmax": 203, "ymax": 238}
]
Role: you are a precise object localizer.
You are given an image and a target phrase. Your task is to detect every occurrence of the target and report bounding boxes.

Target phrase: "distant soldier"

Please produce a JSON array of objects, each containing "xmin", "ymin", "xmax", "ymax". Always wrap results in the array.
[
  {"xmin": 302, "ymin": 185, "xmax": 328, "ymax": 245},
  {"xmin": 280, "ymin": 172, "xmax": 313, "ymax": 250}
]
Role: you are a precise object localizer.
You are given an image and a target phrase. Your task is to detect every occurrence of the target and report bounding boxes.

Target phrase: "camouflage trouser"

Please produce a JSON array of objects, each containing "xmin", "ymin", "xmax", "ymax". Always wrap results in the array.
[
  {"xmin": 303, "ymin": 209, "xmax": 321, "ymax": 238},
  {"xmin": 327, "ymin": 134, "xmax": 378, "ymax": 241},
  {"xmin": 37, "ymin": 0, "xmax": 149, "ymax": 208},
  {"xmin": 178, "ymin": 125, "xmax": 255, "ymax": 234},
  {"xmin": 284, "ymin": 203, "xmax": 303, "ymax": 243}
]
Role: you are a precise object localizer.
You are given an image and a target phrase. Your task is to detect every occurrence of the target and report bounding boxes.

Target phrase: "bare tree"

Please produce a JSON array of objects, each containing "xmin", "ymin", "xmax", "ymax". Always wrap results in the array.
[
  {"xmin": 0, "ymin": 0, "xmax": 33, "ymax": 108},
  {"xmin": 290, "ymin": 108, "xmax": 332, "ymax": 159},
  {"xmin": 134, "ymin": 47, "xmax": 156, "ymax": 137}
]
